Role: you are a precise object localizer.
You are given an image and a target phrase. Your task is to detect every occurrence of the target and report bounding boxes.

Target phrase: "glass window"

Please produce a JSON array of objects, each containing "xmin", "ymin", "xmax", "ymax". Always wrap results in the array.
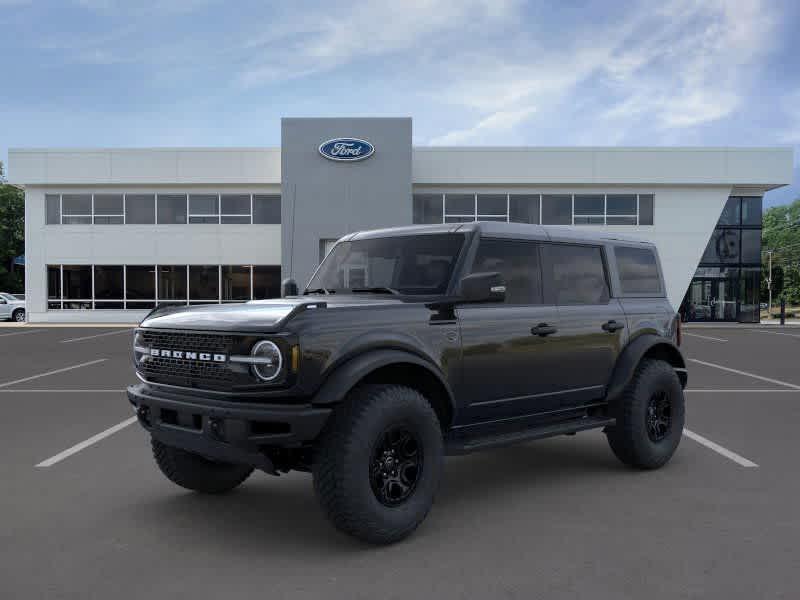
[
  {"xmin": 62, "ymin": 265, "xmax": 92, "ymax": 299},
  {"xmin": 573, "ymin": 194, "xmax": 605, "ymax": 225},
  {"xmin": 62, "ymin": 194, "xmax": 92, "ymax": 224},
  {"xmin": 509, "ymin": 194, "xmax": 540, "ymax": 224},
  {"xmin": 702, "ymin": 229, "xmax": 740, "ymax": 263},
  {"xmin": 95, "ymin": 302, "xmax": 125, "ymax": 310},
  {"xmin": 46, "ymin": 194, "xmax": 61, "ymax": 224},
  {"xmin": 222, "ymin": 266, "xmax": 251, "ymax": 301},
  {"xmin": 125, "ymin": 194, "xmax": 155, "ymax": 224},
  {"xmin": 638, "ymin": 194, "xmax": 654, "ymax": 225},
  {"xmin": 158, "ymin": 266, "xmax": 187, "ymax": 301},
  {"xmin": 541, "ymin": 195, "xmax": 571, "ymax": 225},
  {"xmin": 413, "ymin": 194, "xmax": 443, "ymax": 224},
  {"xmin": 189, "ymin": 265, "xmax": 219, "ymax": 300},
  {"xmin": 615, "ymin": 247, "xmax": 662, "ymax": 295},
  {"xmin": 607, "ymin": 216, "xmax": 637, "ymax": 225},
  {"xmin": 253, "ymin": 194, "xmax": 281, "ymax": 224},
  {"xmin": 470, "ymin": 239, "xmax": 541, "ymax": 304},
  {"xmin": 189, "ymin": 194, "xmax": 219, "ymax": 224},
  {"xmin": 606, "ymin": 195, "xmax": 637, "ymax": 215},
  {"xmin": 126, "ymin": 266, "xmax": 155, "ymax": 299},
  {"xmin": 221, "ymin": 194, "xmax": 251, "ymax": 224},
  {"xmin": 93, "ymin": 194, "xmax": 124, "ymax": 224},
  {"xmin": 542, "ymin": 244, "xmax": 609, "ymax": 305},
  {"xmin": 477, "ymin": 194, "xmax": 507, "ymax": 217},
  {"xmin": 717, "ymin": 197, "xmax": 741, "ymax": 226},
  {"xmin": 157, "ymin": 194, "xmax": 187, "ymax": 224},
  {"xmin": 93, "ymin": 266, "xmax": 123, "ymax": 299},
  {"xmin": 740, "ymin": 229, "xmax": 761, "ymax": 263},
  {"xmin": 445, "ymin": 194, "xmax": 475, "ymax": 217},
  {"xmin": 741, "ymin": 197, "xmax": 762, "ymax": 226},
  {"xmin": 253, "ymin": 266, "xmax": 281, "ymax": 299},
  {"xmin": 685, "ymin": 268, "xmax": 739, "ymax": 321},
  {"xmin": 47, "ymin": 266, "xmax": 61, "ymax": 300},
  {"xmin": 739, "ymin": 267, "xmax": 761, "ymax": 323}
]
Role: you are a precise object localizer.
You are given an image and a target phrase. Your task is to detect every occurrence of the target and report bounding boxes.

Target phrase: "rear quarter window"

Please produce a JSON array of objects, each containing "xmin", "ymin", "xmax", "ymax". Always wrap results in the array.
[{"xmin": 615, "ymin": 246, "xmax": 663, "ymax": 295}]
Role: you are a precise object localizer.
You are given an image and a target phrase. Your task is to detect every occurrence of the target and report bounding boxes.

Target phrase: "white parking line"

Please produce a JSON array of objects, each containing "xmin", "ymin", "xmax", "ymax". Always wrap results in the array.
[
  {"xmin": 60, "ymin": 329, "xmax": 132, "ymax": 343},
  {"xmin": 683, "ymin": 428, "xmax": 758, "ymax": 468},
  {"xmin": 0, "ymin": 359, "xmax": 107, "ymax": 389},
  {"xmin": 747, "ymin": 329, "xmax": 800, "ymax": 339},
  {"xmin": 0, "ymin": 329, "xmax": 44, "ymax": 338},
  {"xmin": 35, "ymin": 416, "xmax": 138, "ymax": 468},
  {"xmin": 683, "ymin": 332, "xmax": 728, "ymax": 342},
  {"xmin": 0, "ymin": 389, "xmax": 126, "ymax": 393},
  {"xmin": 688, "ymin": 358, "xmax": 800, "ymax": 390},
  {"xmin": 685, "ymin": 388, "xmax": 800, "ymax": 393}
]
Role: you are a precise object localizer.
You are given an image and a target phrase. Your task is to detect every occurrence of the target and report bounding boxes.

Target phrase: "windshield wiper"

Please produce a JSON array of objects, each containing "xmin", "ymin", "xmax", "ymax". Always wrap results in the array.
[
  {"xmin": 350, "ymin": 287, "xmax": 400, "ymax": 295},
  {"xmin": 304, "ymin": 287, "xmax": 335, "ymax": 295}
]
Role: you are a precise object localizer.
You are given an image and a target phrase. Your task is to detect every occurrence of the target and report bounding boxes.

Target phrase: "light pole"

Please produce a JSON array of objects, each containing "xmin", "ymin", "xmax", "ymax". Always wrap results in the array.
[{"xmin": 767, "ymin": 250, "xmax": 773, "ymax": 316}]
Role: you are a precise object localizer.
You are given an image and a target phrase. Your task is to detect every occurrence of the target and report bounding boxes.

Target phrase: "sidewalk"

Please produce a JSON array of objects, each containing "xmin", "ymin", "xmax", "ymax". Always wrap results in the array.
[{"xmin": 685, "ymin": 320, "xmax": 800, "ymax": 328}]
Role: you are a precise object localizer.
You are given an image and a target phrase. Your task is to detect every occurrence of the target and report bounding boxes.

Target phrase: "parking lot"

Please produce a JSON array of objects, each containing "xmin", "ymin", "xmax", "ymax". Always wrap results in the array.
[{"xmin": 2, "ymin": 324, "xmax": 799, "ymax": 599}]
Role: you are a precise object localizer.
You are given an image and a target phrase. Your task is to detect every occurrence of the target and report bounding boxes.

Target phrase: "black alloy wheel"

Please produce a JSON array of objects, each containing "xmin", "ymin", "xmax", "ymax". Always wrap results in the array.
[
  {"xmin": 646, "ymin": 390, "xmax": 672, "ymax": 442},
  {"xmin": 369, "ymin": 425, "xmax": 423, "ymax": 507}
]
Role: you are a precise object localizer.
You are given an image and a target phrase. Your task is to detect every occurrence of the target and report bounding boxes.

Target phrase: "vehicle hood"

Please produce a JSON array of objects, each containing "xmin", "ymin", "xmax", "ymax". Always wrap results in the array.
[{"xmin": 139, "ymin": 295, "xmax": 407, "ymax": 332}]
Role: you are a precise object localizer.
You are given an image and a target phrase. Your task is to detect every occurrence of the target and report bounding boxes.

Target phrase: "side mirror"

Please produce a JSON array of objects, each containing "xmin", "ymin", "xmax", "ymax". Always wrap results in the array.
[
  {"xmin": 281, "ymin": 278, "xmax": 299, "ymax": 298},
  {"xmin": 459, "ymin": 271, "xmax": 506, "ymax": 303}
]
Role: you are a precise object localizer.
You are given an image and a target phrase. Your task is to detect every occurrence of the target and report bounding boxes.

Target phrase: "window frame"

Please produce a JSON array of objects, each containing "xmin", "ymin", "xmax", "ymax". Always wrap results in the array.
[{"xmin": 540, "ymin": 242, "xmax": 612, "ymax": 306}]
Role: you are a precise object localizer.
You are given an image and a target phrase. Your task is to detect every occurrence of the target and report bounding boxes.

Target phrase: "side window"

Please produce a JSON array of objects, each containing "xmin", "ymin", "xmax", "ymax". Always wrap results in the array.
[
  {"xmin": 615, "ymin": 246, "xmax": 662, "ymax": 295},
  {"xmin": 469, "ymin": 238, "xmax": 542, "ymax": 304},
  {"xmin": 542, "ymin": 243, "xmax": 609, "ymax": 305}
]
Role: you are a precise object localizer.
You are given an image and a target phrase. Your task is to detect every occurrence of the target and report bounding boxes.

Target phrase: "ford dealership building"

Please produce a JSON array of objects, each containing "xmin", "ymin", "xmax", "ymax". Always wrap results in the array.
[{"xmin": 8, "ymin": 117, "xmax": 794, "ymax": 323}]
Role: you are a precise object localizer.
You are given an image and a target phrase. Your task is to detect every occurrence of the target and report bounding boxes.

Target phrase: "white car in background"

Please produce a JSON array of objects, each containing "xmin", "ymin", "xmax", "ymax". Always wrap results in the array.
[{"xmin": 0, "ymin": 293, "xmax": 26, "ymax": 322}]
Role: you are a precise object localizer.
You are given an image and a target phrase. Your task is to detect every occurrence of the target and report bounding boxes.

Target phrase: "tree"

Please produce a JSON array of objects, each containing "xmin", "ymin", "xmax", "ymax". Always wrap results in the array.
[
  {"xmin": 762, "ymin": 197, "xmax": 800, "ymax": 305},
  {"xmin": 0, "ymin": 161, "xmax": 25, "ymax": 293}
]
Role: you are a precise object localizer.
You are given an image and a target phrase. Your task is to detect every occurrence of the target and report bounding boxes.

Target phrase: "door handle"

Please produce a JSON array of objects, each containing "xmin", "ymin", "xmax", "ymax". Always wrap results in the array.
[
  {"xmin": 602, "ymin": 320, "xmax": 625, "ymax": 333},
  {"xmin": 531, "ymin": 323, "xmax": 557, "ymax": 337}
]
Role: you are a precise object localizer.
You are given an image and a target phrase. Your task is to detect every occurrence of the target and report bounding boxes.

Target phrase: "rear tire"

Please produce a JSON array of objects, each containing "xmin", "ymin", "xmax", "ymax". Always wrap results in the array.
[
  {"xmin": 12, "ymin": 309, "xmax": 25, "ymax": 322},
  {"xmin": 151, "ymin": 438, "xmax": 253, "ymax": 493},
  {"xmin": 605, "ymin": 359, "xmax": 684, "ymax": 469},
  {"xmin": 313, "ymin": 384, "xmax": 443, "ymax": 544}
]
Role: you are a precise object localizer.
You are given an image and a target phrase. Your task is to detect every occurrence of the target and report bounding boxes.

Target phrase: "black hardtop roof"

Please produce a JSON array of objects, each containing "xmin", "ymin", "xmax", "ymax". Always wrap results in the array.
[{"xmin": 345, "ymin": 221, "xmax": 654, "ymax": 247}]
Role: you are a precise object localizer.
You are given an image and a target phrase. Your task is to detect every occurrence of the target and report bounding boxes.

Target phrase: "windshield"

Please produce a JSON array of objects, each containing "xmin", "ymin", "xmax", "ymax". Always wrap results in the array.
[
  {"xmin": 0, "ymin": 293, "xmax": 16, "ymax": 301},
  {"xmin": 307, "ymin": 233, "xmax": 466, "ymax": 295}
]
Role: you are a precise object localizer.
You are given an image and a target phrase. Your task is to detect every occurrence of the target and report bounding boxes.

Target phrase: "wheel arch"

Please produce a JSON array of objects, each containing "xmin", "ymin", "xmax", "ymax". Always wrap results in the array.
[
  {"xmin": 606, "ymin": 335, "xmax": 687, "ymax": 401},
  {"xmin": 312, "ymin": 349, "xmax": 456, "ymax": 430}
]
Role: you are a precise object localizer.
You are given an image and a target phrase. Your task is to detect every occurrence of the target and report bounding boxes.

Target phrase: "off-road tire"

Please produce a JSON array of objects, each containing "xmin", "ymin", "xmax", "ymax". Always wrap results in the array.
[
  {"xmin": 606, "ymin": 359, "xmax": 684, "ymax": 469},
  {"xmin": 313, "ymin": 384, "xmax": 443, "ymax": 545},
  {"xmin": 151, "ymin": 438, "xmax": 253, "ymax": 493},
  {"xmin": 12, "ymin": 309, "xmax": 25, "ymax": 322}
]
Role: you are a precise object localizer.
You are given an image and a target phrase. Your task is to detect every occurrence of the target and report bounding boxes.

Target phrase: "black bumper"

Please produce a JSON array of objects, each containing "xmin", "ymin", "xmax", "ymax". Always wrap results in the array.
[{"xmin": 127, "ymin": 383, "xmax": 331, "ymax": 472}]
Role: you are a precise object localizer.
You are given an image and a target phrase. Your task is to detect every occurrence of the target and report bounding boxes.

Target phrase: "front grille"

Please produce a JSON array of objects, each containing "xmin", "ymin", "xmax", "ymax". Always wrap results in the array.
[{"xmin": 139, "ymin": 330, "xmax": 236, "ymax": 388}]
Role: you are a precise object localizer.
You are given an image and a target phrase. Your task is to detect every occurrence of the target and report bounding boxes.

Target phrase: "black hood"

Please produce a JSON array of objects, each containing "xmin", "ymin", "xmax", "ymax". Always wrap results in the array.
[{"xmin": 140, "ymin": 295, "xmax": 408, "ymax": 332}]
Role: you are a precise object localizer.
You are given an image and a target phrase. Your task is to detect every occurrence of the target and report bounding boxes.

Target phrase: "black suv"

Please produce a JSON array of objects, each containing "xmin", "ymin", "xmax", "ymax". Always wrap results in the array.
[{"xmin": 128, "ymin": 222, "xmax": 686, "ymax": 544}]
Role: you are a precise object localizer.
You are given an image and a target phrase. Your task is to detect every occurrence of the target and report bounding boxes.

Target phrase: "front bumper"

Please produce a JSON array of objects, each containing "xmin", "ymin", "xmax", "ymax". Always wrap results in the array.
[{"xmin": 127, "ymin": 383, "xmax": 331, "ymax": 472}]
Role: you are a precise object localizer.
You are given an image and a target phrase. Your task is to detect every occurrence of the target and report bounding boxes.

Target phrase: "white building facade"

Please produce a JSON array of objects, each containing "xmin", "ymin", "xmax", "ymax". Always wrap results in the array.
[{"xmin": 8, "ymin": 118, "xmax": 794, "ymax": 323}]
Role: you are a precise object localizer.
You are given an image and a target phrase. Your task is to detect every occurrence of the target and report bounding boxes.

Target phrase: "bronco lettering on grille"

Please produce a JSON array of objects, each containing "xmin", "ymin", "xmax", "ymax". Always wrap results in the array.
[{"xmin": 150, "ymin": 348, "xmax": 227, "ymax": 362}]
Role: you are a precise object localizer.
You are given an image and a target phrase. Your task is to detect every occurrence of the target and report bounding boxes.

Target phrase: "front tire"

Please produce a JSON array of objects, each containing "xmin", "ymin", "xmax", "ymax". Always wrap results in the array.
[
  {"xmin": 606, "ymin": 359, "xmax": 685, "ymax": 469},
  {"xmin": 12, "ymin": 309, "xmax": 25, "ymax": 322},
  {"xmin": 313, "ymin": 384, "xmax": 443, "ymax": 544},
  {"xmin": 151, "ymin": 438, "xmax": 253, "ymax": 493}
]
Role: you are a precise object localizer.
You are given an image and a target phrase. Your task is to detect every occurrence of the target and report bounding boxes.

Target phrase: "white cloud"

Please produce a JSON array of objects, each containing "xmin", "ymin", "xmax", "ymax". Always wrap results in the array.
[{"xmin": 429, "ymin": 107, "xmax": 536, "ymax": 145}]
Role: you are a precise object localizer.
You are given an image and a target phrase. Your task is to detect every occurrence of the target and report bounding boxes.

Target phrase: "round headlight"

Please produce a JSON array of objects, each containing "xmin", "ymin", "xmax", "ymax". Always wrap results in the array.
[
  {"xmin": 133, "ymin": 331, "xmax": 148, "ymax": 365},
  {"xmin": 251, "ymin": 340, "xmax": 282, "ymax": 382}
]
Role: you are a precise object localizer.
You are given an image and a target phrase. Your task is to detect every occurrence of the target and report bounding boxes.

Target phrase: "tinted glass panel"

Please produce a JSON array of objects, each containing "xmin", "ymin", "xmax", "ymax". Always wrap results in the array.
[
  {"xmin": 157, "ymin": 194, "xmax": 187, "ymax": 224},
  {"xmin": 222, "ymin": 266, "xmax": 251, "ymax": 301},
  {"xmin": 62, "ymin": 194, "xmax": 91, "ymax": 215},
  {"xmin": 253, "ymin": 194, "xmax": 281, "ymax": 224},
  {"xmin": 189, "ymin": 265, "xmax": 219, "ymax": 300},
  {"xmin": 739, "ymin": 267, "xmax": 760, "ymax": 323},
  {"xmin": 574, "ymin": 195, "xmax": 604, "ymax": 215},
  {"xmin": 541, "ymin": 195, "xmax": 571, "ymax": 225},
  {"xmin": 125, "ymin": 194, "xmax": 155, "ymax": 224},
  {"xmin": 477, "ymin": 194, "xmax": 507, "ymax": 216},
  {"xmin": 253, "ymin": 266, "xmax": 281, "ymax": 299},
  {"xmin": 189, "ymin": 216, "xmax": 219, "ymax": 224},
  {"xmin": 607, "ymin": 216, "xmax": 637, "ymax": 225},
  {"xmin": 543, "ymin": 244, "xmax": 609, "ymax": 305},
  {"xmin": 717, "ymin": 197, "xmax": 741, "ymax": 225},
  {"xmin": 126, "ymin": 266, "xmax": 155, "ymax": 299},
  {"xmin": 638, "ymin": 194, "xmax": 654, "ymax": 225},
  {"xmin": 445, "ymin": 194, "xmax": 474, "ymax": 216},
  {"xmin": 94, "ymin": 194, "xmax": 123, "ymax": 214},
  {"xmin": 615, "ymin": 247, "xmax": 662, "ymax": 294},
  {"xmin": 470, "ymin": 239, "xmax": 541, "ymax": 304},
  {"xmin": 606, "ymin": 194, "xmax": 637, "ymax": 215},
  {"xmin": 509, "ymin": 194, "xmax": 540, "ymax": 224},
  {"xmin": 46, "ymin": 194, "xmax": 60, "ymax": 224},
  {"xmin": 95, "ymin": 302, "xmax": 124, "ymax": 310},
  {"xmin": 444, "ymin": 216, "xmax": 475, "ymax": 223},
  {"xmin": 741, "ymin": 197, "xmax": 762, "ymax": 226},
  {"xmin": 93, "ymin": 265, "xmax": 123, "ymax": 299},
  {"xmin": 573, "ymin": 216, "xmax": 604, "ymax": 225},
  {"xmin": 63, "ymin": 265, "xmax": 92, "ymax": 299},
  {"xmin": 413, "ymin": 194, "xmax": 443, "ymax": 224},
  {"xmin": 47, "ymin": 265, "xmax": 61, "ymax": 299},
  {"xmin": 702, "ymin": 229, "xmax": 740, "ymax": 263},
  {"xmin": 221, "ymin": 215, "xmax": 251, "ymax": 224},
  {"xmin": 93, "ymin": 215, "xmax": 124, "ymax": 224},
  {"xmin": 189, "ymin": 194, "xmax": 219, "ymax": 215},
  {"xmin": 221, "ymin": 194, "xmax": 250, "ymax": 215},
  {"xmin": 158, "ymin": 266, "xmax": 187, "ymax": 300},
  {"xmin": 740, "ymin": 229, "xmax": 761, "ymax": 263}
]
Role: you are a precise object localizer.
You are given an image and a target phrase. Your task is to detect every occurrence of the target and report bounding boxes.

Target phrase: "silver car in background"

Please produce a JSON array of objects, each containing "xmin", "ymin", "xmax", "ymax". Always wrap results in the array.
[{"xmin": 0, "ymin": 293, "xmax": 26, "ymax": 322}]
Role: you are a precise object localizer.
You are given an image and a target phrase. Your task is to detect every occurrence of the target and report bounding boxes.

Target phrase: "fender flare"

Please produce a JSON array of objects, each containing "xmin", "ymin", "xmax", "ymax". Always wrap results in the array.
[
  {"xmin": 605, "ymin": 335, "xmax": 687, "ymax": 401},
  {"xmin": 311, "ymin": 348, "xmax": 456, "ymax": 417}
]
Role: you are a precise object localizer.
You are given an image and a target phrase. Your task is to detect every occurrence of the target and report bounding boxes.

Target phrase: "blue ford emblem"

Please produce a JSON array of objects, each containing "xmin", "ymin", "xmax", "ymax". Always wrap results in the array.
[{"xmin": 318, "ymin": 138, "xmax": 375, "ymax": 162}]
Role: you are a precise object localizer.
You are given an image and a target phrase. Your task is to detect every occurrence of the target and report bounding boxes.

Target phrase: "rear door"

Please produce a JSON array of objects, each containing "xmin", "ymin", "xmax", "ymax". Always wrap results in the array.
[
  {"xmin": 540, "ymin": 243, "xmax": 627, "ymax": 409},
  {"xmin": 0, "ymin": 296, "xmax": 10, "ymax": 319}
]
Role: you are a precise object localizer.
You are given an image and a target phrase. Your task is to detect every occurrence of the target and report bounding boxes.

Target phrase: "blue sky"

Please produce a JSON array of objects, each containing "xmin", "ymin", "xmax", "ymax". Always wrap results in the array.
[{"xmin": 1, "ymin": 0, "xmax": 798, "ymax": 206}]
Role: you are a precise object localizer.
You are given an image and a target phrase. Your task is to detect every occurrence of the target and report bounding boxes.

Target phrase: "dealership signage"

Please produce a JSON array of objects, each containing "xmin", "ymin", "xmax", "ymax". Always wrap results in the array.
[{"xmin": 318, "ymin": 138, "xmax": 375, "ymax": 162}]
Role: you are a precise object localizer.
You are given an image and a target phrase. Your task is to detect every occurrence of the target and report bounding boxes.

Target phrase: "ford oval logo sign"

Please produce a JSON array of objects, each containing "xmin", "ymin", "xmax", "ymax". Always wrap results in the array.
[{"xmin": 318, "ymin": 138, "xmax": 375, "ymax": 162}]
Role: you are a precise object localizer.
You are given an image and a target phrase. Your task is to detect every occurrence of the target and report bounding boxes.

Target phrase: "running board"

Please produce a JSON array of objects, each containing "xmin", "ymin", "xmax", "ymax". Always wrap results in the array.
[{"xmin": 445, "ymin": 416, "xmax": 615, "ymax": 455}]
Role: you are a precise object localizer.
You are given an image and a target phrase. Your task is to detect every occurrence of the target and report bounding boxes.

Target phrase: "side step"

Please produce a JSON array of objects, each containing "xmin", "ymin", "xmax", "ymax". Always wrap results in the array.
[{"xmin": 445, "ymin": 416, "xmax": 615, "ymax": 456}]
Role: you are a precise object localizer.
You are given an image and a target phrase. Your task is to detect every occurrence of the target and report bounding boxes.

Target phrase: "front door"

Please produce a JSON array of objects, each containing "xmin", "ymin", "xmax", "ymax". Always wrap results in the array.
[
  {"xmin": 0, "ymin": 298, "xmax": 9, "ymax": 319},
  {"xmin": 686, "ymin": 278, "xmax": 738, "ymax": 321}
]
